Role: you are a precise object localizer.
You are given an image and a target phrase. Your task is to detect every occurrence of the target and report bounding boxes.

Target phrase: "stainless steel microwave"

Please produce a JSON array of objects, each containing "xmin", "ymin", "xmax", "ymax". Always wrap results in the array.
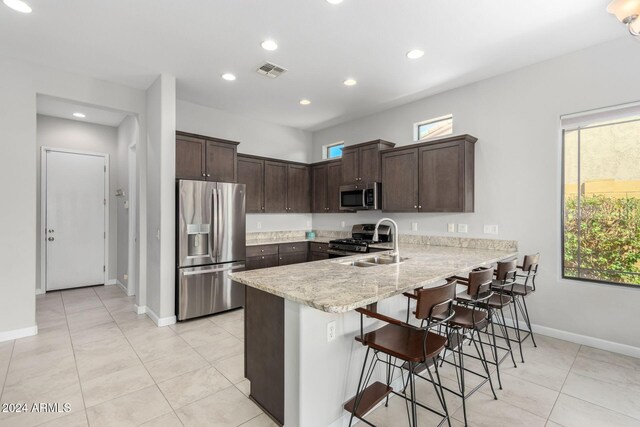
[{"xmin": 339, "ymin": 183, "xmax": 381, "ymax": 211}]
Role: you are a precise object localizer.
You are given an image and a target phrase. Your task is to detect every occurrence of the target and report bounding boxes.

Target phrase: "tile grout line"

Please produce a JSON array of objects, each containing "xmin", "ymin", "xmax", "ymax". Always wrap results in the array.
[
  {"xmin": 0, "ymin": 339, "xmax": 16, "ymax": 404},
  {"xmin": 545, "ymin": 344, "xmax": 581, "ymax": 425},
  {"xmin": 95, "ymin": 285, "xmax": 181, "ymax": 426},
  {"xmin": 57, "ymin": 287, "xmax": 92, "ymax": 427}
]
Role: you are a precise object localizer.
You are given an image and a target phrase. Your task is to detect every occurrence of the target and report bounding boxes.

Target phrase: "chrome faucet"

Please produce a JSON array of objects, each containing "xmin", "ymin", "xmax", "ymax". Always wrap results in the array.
[{"xmin": 372, "ymin": 218, "xmax": 400, "ymax": 263}]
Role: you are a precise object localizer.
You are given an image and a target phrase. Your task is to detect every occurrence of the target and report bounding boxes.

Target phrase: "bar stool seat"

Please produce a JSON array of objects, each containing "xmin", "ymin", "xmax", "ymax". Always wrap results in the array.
[
  {"xmin": 434, "ymin": 304, "xmax": 488, "ymax": 330},
  {"xmin": 360, "ymin": 324, "xmax": 448, "ymax": 362},
  {"xmin": 497, "ymin": 283, "xmax": 533, "ymax": 296}
]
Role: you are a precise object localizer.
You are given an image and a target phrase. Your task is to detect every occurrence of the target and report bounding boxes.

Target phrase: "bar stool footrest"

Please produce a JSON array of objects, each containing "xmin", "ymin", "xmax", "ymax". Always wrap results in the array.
[{"xmin": 344, "ymin": 381, "xmax": 392, "ymax": 418}]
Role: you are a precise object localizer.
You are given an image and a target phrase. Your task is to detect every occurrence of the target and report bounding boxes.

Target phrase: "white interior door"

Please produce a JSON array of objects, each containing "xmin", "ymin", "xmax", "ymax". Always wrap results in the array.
[{"xmin": 46, "ymin": 150, "xmax": 106, "ymax": 291}]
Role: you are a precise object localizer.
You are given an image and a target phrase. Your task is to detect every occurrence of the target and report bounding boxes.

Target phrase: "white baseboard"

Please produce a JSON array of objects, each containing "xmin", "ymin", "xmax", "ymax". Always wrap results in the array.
[
  {"xmin": 529, "ymin": 322, "xmax": 640, "ymax": 359},
  {"xmin": 134, "ymin": 304, "xmax": 146, "ymax": 315},
  {"xmin": 145, "ymin": 307, "xmax": 176, "ymax": 327},
  {"xmin": 0, "ymin": 325, "xmax": 38, "ymax": 343},
  {"xmin": 106, "ymin": 279, "xmax": 117, "ymax": 286},
  {"xmin": 114, "ymin": 279, "xmax": 127, "ymax": 294},
  {"xmin": 35, "ymin": 288, "xmax": 45, "ymax": 296}
]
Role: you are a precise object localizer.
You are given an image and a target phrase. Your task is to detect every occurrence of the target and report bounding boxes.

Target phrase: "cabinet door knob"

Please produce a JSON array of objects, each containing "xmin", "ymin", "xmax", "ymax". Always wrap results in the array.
[
  {"xmin": 207, "ymin": 174, "xmax": 211, "ymax": 177},
  {"xmin": 418, "ymin": 205, "xmax": 422, "ymax": 209},
  {"xmin": 261, "ymin": 256, "xmax": 264, "ymax": 259},
  {"xmin": 414, "ymin": 205, "xmax": 417, "ymax": 209},
  {"xmin": 261, "ymin": 249, "xmax": 264, "ymax": 252},
  {"xmin": 262, "ymin": 207, "xmax": 265, "ymax": 210},
  {"xmin": 292, "ymin": 246, "xmax": 296, "ymax": 249},
  {"xmin": 202, "ymin": 173, "xmax": 206, "ymax": 177}
]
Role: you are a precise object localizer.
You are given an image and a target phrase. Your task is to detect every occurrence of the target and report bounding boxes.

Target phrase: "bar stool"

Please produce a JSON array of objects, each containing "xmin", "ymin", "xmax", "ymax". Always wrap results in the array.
[
  {"xmin": 433, "ymin": 268, "xmax": 498, "ymax": 427},
  {"xmin": 346, "ymin": 280, "xmax": 457, "ymax": 427},
  {"xmin": 493, "ymin": 254, "xmax": 539, "ymax": 362}
]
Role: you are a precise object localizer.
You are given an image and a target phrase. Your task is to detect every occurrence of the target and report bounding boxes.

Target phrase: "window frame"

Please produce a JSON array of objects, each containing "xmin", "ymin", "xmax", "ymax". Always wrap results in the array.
[
  {"xmin": 560, "ymin": 113, "xmax": 640, "ymax": 289},
  {"xmin": 323, "ymin": 141, "xmax": 344, "ymax": 160},
  {"xmin": 413, "ymin": 114, "xmax": 453, "ymax": 142}
]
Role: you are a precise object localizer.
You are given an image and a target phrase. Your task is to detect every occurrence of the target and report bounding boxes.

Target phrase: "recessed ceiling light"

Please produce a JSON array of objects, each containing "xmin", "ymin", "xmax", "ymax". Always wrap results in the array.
[
  {"xmin": 261, "ymin": 40, "xmax": 278, "ymax": 51},
  {"xmin": 221, "ymin": 73, "xmax": 236, "ymax": 81},
  {"xmin": 73, "ymin": 112, "xmax": 86, "ymax": 118},
  {"xmin": 406, "ymin": 49, "xmax": 424, "ymax": 59},
  {"xmin": 299, "ymin": 99, "xmax": 311, "ymax": 106},
  {"xmin": 326, "ymin": 0, "xmax": 343, "ymax": 4},
  {"xmin": 343, "ymin": 78, "xmax": 357, "ymax": 86},
  {"xmin": 3, "ymin": 0, "xmax": 32, "ymax": 13}
]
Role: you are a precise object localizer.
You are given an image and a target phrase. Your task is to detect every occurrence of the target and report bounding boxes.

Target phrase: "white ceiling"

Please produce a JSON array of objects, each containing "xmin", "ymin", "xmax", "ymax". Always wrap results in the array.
[
  {"xmin": 1, "ymin": 0, "xmax": 624, "ymax": 131},
  {"xmin": 37, "ymin": 95, "xmax": 128, "ymax": 127}
]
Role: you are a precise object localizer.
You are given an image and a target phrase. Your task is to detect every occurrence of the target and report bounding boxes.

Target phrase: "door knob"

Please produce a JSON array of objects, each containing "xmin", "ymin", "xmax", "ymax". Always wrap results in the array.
[{"xmin": 48, "ymin": 237, "xmax": 54, "ymax": 241}]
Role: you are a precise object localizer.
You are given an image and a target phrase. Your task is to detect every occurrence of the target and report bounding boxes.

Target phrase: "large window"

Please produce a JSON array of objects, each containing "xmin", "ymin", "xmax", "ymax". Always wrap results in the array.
[
  {"xmin": 562, "ymin": 106, "xmax": 640, "ymax": 286},
  {"xmin": 414, "ymin": 114, "xmax": 453, "ymax": 141}
]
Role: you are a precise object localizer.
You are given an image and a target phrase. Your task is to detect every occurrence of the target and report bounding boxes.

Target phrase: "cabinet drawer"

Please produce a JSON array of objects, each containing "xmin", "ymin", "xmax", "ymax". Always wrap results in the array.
[
  {"xmin": 246, "ymin": 244, "xmax": 279, "ymax": 258},
  {"xmin": 309, "ymin": 252, "xmax": 329, "ymax": 261},
  {"xmin": 309, "ymin": 242, "xmax": 329, "ymax": 254},
  {"xmin": 278, "ymin": 252, "xmax": 308, "ymax": 266},
  {"xmin": 246, "ymin": 254, "xmax": 279, "ymax": 270},
  {"xmin": 278, "ymin": 242, "xmax": 308, "ymax": 254}
]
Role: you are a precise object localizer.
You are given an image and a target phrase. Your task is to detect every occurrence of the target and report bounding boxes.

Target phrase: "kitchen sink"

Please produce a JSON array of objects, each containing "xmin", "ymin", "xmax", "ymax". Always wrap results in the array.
[{"xmin": 339, "ymin": 255, "xmax": 408, "ymax": 267}]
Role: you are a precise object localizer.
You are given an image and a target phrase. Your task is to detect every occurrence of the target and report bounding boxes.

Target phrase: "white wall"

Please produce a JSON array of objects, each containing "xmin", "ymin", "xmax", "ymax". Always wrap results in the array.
[
  {"xmin": 176, "ymin": 100, "xmax": 314, "ymax": 232},
  {"xmin": 311, "ymin": 37, "xmax": 640, "ymax": 349},
  {"xmin": 145, "ymin": 74, "xmax": 176, "ymax": 323},
  {"xmin": 0, "ymin": 58, "xmax": 146, "ymax": 340},
  {"xmin": 117, "ymin": 116, "xmax": 138, "ymax": 288},
  {"xmin": 36, "ymin": 115, "xmax": 120, "ymax": 290}
]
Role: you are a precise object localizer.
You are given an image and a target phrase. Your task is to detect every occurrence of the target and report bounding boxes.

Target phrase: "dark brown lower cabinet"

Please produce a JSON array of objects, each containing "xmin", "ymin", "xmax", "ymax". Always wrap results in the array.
[
  {"xmin": 245, "ymin": 287, "xmax": 284, "ymax": 425},
  {"xmin": 245, "ymin": 254, "xmax": 279, "ymax": 270},
  {"xmin": 278, "ymin": 252, "xmax": 308, "ymax": 266}
]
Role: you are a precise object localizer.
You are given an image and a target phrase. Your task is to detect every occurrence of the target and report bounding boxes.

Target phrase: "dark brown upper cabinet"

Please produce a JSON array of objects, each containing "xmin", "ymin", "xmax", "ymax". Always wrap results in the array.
[
  {"xmin": 238, "ymin": 155, "xmax": 265, "ymax": 213},
  {"xmin": 312, "ymin": 160, "xmax": 342, "ymax": 213},
  {"xmin": 381, "ymin": 134, "xmax": 477, "ymax": 213},
  {"xmin": 176, "ymin": 134, "xmax": 206, "ymax": 180},
  {"xmin": 340, "ymin": 140, "xmax": 395, "ymax": 185},
  {"xmin": 205, "ymin": 138, "xmax": 238, "ymax": 182},
  {"xmin": 175, "ymin": 131, "xmax": 238, "ymax": 182},
  {"xmin": 264, "ymin": 160, "xmax": 288, "ymax": 213},
  {"xmin": 286, "ymin": 164, "xmax": 311, "ymax": 213},
  {"xmin": 381, "ymin": 147, "xmax": 419, "ymax": 212},
  {"xmin": 326, "ymin": 161, "xmax": 342, "ymax": 213}
]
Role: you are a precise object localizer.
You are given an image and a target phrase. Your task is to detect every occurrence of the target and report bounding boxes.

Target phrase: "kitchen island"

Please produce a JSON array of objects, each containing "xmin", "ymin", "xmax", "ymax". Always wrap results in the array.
[{"xmin": 230, "ymin": 241, "xmax": 518, "ymax": 427}]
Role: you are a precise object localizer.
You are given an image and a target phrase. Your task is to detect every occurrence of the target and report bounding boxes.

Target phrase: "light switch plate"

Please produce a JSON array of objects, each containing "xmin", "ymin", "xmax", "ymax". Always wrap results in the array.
[
  {"xmin": 327, "ymin": 321, "xmax": 336, "ymax": 342},
  {"xmin": 256, "ymin": 222, "xmax": 262, "ymax": 230},
  {"xmin": 411, "ymin": 222, "xmax": 418, "ymax": 232},
  {"xmin": 341, "ymin": 221, "xmax": 346, "ymax": 228},
  {"xmin": 457, "ymin": 224, "xmax": 468, "ymax": 233},
  {"xmin": 484, "ymin": 225, "xmax": 499, "ymax": 234},
  {"xmin": 447, "ymin": 223, "xmax": 455, "ymax": 233}
]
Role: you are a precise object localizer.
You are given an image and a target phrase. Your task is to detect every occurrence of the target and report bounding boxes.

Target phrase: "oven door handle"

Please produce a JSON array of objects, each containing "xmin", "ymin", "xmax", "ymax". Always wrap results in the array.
[{"xmin": 327, "ymin": 249, "xmax": 351, "ymax": 256}]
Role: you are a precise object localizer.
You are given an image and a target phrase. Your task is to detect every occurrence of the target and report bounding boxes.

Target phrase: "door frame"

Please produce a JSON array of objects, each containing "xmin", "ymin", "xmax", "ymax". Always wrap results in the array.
[
  {"xmin": 127, "ymin": 143, "xmax": 137, "ymax": 296},
  {"xmin": 40, "ymin": 146, "xmax": 110, "ymax": 292}
]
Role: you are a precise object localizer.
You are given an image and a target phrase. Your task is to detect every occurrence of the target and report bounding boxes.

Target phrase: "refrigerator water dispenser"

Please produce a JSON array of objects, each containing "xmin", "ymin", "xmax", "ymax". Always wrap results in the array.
[{"xmin": 187, "ymin": 223, "xmax": 210, "ymax": 257}]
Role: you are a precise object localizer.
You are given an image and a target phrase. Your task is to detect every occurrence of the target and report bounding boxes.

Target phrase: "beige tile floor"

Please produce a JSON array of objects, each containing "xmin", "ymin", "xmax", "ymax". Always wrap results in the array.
[
  {"xmin": 0, "ymin": 285, "xmax": 639, "ymax": 426},
  {"xmin": 0, "ymin": 285, "xmax": 267, "ymax": 427}
]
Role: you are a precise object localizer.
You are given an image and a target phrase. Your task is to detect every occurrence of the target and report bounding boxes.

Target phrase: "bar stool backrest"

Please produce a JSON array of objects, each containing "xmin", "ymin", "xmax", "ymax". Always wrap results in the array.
[
  {"xmin": 496, "ymin": 259, "xmax": 517, "ymax": 282},
  {"xmin": 522, "ymin": 253, "xmax": 540, "ymax": 273},
  {"xmin": 466, "ymin": 268, "xmax": 494, "ymax": 300},
  {"xmin": 415, "ymin": 280, "xmax": 456, "ymax": 323}
]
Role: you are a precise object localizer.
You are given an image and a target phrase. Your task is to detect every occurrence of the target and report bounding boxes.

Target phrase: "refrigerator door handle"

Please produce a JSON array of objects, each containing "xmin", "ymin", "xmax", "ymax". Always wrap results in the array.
[
  {"xmin": 211, "ymin": 188, "xmax": 218, "ymax": 262},
  {"xmin": 216, "ymin": 186, "xmax": 222, "ymax": 258},
  {"xmin": 181, "ymin": 263, "xmax": 246, "ymax": 276}
]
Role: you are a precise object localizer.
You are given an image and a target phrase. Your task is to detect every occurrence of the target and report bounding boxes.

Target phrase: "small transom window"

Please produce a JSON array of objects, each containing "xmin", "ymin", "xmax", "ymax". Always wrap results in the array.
[
  {"xmin": 323, "ymin": 142, "xmax": 344, "ymax": 159},
  {"xmin": 414, "ymin": 114, "xmax": 453, "ymax": 141}
]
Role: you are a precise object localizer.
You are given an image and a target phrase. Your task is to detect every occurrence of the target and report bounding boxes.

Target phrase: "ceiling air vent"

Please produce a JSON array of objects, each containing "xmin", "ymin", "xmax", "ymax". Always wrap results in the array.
[{"xmin": 256, "ymin": 62, "xmax": 287, "ymax": 79}]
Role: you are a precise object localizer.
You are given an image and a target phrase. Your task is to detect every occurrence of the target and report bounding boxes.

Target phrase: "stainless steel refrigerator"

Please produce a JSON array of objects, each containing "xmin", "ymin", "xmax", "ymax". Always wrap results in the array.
[{"xmin": 176, "ymin": 180, "xmax": 246, "ymax": 321}]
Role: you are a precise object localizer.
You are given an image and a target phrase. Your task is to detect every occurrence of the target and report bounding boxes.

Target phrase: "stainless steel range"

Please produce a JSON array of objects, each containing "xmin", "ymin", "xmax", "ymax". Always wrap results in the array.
[{"xmin": 327, "ymin": 224, "xmax": 392, "ymax": 257}]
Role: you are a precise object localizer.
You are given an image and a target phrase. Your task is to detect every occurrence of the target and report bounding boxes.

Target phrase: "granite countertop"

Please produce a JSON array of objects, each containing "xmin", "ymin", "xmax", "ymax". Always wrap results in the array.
[
  {"xmin": 245, "ymin": 236, "xmax": 333, "ymax": 246},
  {"xmin": 231, "ymin": 243, "xmax": 518, "ymax": 313}
]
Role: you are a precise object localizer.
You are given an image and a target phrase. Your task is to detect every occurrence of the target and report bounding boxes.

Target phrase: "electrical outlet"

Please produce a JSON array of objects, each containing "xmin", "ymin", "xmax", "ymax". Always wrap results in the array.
[
  {"xmin": 327, "ymin": 321, "xmax": 336, "ymax": 342},
  {"xmin": 447, "ymin": 223, "xmax": 455, "ymax": 233},
  {"xmin": 306, "ymin": 220, "xmax": 312, "ymax": 228},
  {"xmin": 123, "ymin": 274, "xmax": 128, "ymax": 280},
  {"xmin": 457, "ymin": 224, "xmax": 468, "ymax": 233},
  {"xmin": 484, "ymin": 225, "xmax": 499, "ymax": 234},
  {"xmin": 341, "ymin": 221, "xmax": 346, "ymax": 229},
  {"xmin": 411, "ymin": 222, "xmax": 418, "ymax": 232},
  {"xmin": 256, "ymin": 221, "xmax": 262, "ymax": 230}
]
